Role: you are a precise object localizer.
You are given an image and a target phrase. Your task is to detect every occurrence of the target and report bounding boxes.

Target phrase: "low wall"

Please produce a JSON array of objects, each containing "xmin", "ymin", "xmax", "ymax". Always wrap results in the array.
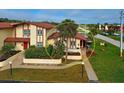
[
  {"xmin": 0, "ymin": 52, "xmax": 20, "ymax": 67},
  {"xmin": 23, "ymin": 58, "xmax": 62, "ymax": 64},
  {"xmin": 64, "ymin": 55, "xmax": 82, "ymax": 60}
]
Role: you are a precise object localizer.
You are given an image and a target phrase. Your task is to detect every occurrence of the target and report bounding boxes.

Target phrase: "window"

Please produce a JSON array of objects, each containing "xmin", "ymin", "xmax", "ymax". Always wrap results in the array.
[
  {"xmin": 37, "ymin": 30, "xmax": 42, "ymax": 36},
  {"xmin": 37, "ymin": 42, "xmax": 43, "ymax": 47},
  {"xmin": 23, "ymin": 30, "xmax": 30, "ymax": 37}
]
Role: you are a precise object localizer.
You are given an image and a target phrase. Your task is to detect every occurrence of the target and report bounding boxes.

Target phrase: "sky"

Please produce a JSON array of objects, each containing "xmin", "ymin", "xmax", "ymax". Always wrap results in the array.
[{"xmin": 0, "ymin": 9, "xmax": 121, "ymax": 24}]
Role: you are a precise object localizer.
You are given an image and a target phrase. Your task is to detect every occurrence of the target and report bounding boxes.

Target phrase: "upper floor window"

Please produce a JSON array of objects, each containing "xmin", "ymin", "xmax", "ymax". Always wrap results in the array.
[
  {"xmin": 37, "ymin": 30, "xmax": 42, "ymax": 36},
  {"xmin": 23, "ymin": 30, "xmax": 30, "ymax": 37}
]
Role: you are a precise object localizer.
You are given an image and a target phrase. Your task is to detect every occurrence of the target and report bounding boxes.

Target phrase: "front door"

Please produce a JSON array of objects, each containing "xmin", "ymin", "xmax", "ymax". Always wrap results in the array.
[
  {"xmin": 80, "ymin": 40, "xmax": 83, "ymax": 47},
  {"xmin": 23, "ymin": 42, "xmax": 28, "ymax": 49}
]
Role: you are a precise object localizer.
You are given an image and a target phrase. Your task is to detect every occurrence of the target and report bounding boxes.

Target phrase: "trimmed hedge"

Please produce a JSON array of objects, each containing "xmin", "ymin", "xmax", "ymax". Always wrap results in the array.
[
  {"xmin": 25, "ymin": 47, "xmax": 50, "ymax": 59},
  {"xmin": 25, "ymin": 41, "xmax": 65, "ymax": 59}
]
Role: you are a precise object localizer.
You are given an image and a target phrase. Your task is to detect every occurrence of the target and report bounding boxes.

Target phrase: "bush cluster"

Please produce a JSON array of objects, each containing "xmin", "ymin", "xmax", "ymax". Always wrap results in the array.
[
  {"xmin": 25, "ymin": 41, "xmax": 65, "ymax": 59},
  {"xmin": 2, "ymin": 44, "xmax": 15, "ymax": 53}
]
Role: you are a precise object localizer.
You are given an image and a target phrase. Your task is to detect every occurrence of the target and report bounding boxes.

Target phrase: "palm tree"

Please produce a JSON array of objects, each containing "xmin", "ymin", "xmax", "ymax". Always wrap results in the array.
[{"xmin": 57, "ymin": 19, "xmax": 78, "ymax": 62}]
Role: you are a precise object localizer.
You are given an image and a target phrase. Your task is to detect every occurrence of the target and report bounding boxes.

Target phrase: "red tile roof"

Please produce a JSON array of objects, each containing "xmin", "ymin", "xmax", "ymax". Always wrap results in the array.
[
  {"xmin": 48, "ymin": 32, "xmax": 87, "ymax": 40},
  {"xmin": 4, "ymin": 37, "xmax": 30, "ymax": 42},
  {"xmin": 48, "ymin": 32, "xmax": 60, "ymax": 39},
  {"xmin": 0, "ymin": 22, "xmax": 54, "ymax": 29},
  {"xmin": 0, "ymin": 22, "xmax": 13, "ymax": 29},
  {"xmin": 75, "ymin": 33, "xmax": 87, "ymax": 40},
  {"xmin": 31, "ymin": 22, "xmax": 55, "ymax": 29},
  {"xmin": 12, "ymin": 22, "xmax": 55, "ymax": 30}
]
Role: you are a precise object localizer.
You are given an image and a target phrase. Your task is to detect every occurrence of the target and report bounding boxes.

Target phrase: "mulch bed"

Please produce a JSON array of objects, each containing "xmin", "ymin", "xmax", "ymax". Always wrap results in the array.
[
  {"xmin": 64, "ymin": 52, "xmax": 80, "ymax": 55},
  {"xmin": 0, "ymin": 51, "xmax": 20, "ymax": 62},
  {"xmin": 86, "ymin": 50, "xmax": 96, "ymax": 57}
]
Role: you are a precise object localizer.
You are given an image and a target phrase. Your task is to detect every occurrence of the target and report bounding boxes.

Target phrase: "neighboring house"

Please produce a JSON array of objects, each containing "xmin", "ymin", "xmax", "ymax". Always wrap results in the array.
[
  {"xmin": 0, "ymin": 22, "xmax": 87, "ymax": 50},
  {"xmin": 48, "ymin": 32, "xmax": 87, "ymax": 49}
]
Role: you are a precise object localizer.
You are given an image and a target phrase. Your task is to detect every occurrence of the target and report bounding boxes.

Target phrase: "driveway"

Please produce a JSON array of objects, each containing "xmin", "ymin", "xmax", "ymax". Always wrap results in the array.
[{"xmin": 95, "ymin": 34, "xmax": 124, "ymax": 49}]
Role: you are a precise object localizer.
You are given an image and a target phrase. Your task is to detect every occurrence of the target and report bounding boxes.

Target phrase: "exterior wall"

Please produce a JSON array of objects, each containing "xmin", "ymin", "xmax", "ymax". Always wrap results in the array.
[
  {"xmin": 75, "ymin": 39, "xmax": 81, "ymax": 49},
  {"xmin": 23, "ymin": 58, "xmax": 62, "ymax": 64},
  {"xmin": 64, "ymin": 55, "xmax": 82, "ymax": 60},
  {"xmin": 0, "ymin": 28, "xmax": 14, "ymax": 49},
  {"xmin": 15, "ymin": 24, "xmax": 47, "ymax": 47},
  {"xmin": 48, "ymin": 37, "xmax": 82, "ymax": 49},
  {"xmin": 46, "ymin": 28, "xmax": 57, "ymax": 38},
  {"xmin": 67, "ymin": 38, "xmax": 81, "ymax": 49},
  {"xmin": 15, "ymin": 42, "xmax": 24, "ymax": 50},
  {"xmin": 48, "ymin": 39, "xmax": 55, "ymax": 45},
  {"xmin": 30, "ymin": 25, "xmax": 36, "ymax": 46},
  {"xmin": 43, "ymin": 28, "xmax": 46, "ymax": 47},
  {"xmin": 0, "ymin": 23, "xmax": 49, "ymax": 50},
  {"xmin": 15, "ymin": 25, "xmax": 23, "ymax": 37}
]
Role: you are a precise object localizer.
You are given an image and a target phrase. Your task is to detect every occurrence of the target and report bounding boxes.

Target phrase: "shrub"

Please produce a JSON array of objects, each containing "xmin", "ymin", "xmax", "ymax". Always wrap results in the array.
[
  {"xmin": 2, "ymin": 44, "xmax": 15, "ymax": 53},
  {"xmin": 25, "ymin": 41, "xmax": 65, "ymax": 59},
  {"xmin": 25, "ymin": 47, "xmax": 50, "ymax": 59},
  {"xmin": 47, "ymin": 44, "xmax": 53, "ymax": 56},
  {"xmin": 29, "ymin": 45, "xmax": 36, "ymax": 48},
  {"xmin": 51, "ymin": 41, "xmax": 65, "ymax": 59}
]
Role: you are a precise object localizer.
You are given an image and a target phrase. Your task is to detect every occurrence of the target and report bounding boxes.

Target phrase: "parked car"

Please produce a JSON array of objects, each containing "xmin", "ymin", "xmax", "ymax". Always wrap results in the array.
[
  {"xmin": 101, "ymin": 32, "xmax": 109, "ymax": 36},
  {"xmin": 113, "ymin": 33, "xmax": 120, "ymax": 36}
]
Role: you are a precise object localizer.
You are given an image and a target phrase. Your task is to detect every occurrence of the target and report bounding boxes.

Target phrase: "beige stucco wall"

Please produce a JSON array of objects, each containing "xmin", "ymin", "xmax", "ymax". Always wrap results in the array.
[
  {"xmin": 43, "ymin": 28, "xmax": 46, "ymax": 47},
  {"xmin": 48, "ymin": 39, "xmax": 55, "ymax": 45},
  {"xmin": 48, "ymin": 37, "xmax": 82, "ymax": 49},
  {"xmin": 64, "ymin": 55, "xmax": 82, "ymax": 60},
  {"xmin": 16, "ymin": 25, "xmax": 23, "ymax": 37},
  {"xmin": 76, "ymin": 39, "xmax": 80, "ymax": 49},
  {"xmin": 23, "ymin": 58, "xmax": 62, "ymax": 64},
  {"xmin": 0, "ymin": 28, "xmax": 14, "ymax": 49},
  {"xmin": 46, "ymin": 28, "xmax": 57, "ymax": 38},
  {"xmin": 30, "ymin": 25, "xmax": 37, "ymax": 46},
  {"xmin": 15, "ymin": 24, "xmax": 46, "ymax": 47},
  {"xmin": 15, "ymin": 42, "xmax": 23, "ymax": 50}
]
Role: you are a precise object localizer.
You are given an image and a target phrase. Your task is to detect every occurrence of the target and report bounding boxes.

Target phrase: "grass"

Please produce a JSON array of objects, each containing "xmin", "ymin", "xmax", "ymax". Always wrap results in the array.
[
  {"xmin": 0, "ymin": 65, "xmax": 88, "ymax": 83},
  {"xmin": 89, "ymin": 39, "xmax": 124, "ymax": 82}
]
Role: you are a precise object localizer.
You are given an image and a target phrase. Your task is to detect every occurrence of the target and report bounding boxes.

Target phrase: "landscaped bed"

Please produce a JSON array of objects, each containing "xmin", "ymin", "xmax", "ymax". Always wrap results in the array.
[
  {"xmin": 24, "ymin": 41, "xmax": 65, "ymax": 64},
  {"xmin": 0, "ymin": 44, "xmax": 20, "ymax": 62},
  {"xmin": 0, "ymin": 50, "xmax": 20, "ymax": 62},
  {"xmin": 89, "ymin": 39, "xmax": 124, "ymax": 82},
  {"xmin": 0, "ymin": 65, "xmax": 88, "ymax": 83}
]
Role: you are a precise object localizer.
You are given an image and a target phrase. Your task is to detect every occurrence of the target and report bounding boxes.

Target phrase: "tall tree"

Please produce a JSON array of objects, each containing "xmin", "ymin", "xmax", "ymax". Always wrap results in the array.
[{"xmin": 57, "ymin": 19, "xmax": 78, "ymax": 62}]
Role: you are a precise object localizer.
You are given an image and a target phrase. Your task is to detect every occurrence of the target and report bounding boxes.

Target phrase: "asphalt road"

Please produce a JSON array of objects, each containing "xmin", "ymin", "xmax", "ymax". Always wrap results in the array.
[{"xmin": 95, "ymin": 34, "xmax": 124, "ymax": 49}]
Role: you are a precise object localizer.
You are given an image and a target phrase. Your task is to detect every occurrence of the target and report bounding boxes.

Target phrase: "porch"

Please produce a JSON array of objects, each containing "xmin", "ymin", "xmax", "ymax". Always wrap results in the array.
[{"xmin": 4, "ymin": 37, "xmax": 30, "ymax": 50}]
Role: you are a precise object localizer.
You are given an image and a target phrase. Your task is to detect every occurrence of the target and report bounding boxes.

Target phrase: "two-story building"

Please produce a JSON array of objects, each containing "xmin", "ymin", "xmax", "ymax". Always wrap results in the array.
[{"xmin": 0, "ymin": 22, "xmax": 87, "ymax": 50}]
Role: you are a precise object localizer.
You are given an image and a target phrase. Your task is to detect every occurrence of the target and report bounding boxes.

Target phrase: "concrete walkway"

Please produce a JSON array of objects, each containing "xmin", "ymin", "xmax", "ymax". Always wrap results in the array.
[
  {"xmin": 95, "ymin": 34, "xmax": 124, "ymax": 49},
  {"xmin": 81, "ymin": 48, "xmax": 99, "ymax": 82}
]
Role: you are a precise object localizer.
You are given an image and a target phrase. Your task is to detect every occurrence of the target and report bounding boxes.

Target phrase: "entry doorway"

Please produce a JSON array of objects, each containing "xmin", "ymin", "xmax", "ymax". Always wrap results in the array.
[{"xmin": 23, "ymin": 42, "xmax": 28, "ymax": 49}]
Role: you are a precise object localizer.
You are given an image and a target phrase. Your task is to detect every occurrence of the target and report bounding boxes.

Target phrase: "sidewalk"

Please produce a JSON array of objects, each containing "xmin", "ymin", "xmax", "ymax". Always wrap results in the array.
[{"xmin": 81, "ymin": 48, "xmax": 99, "ymax": 82}]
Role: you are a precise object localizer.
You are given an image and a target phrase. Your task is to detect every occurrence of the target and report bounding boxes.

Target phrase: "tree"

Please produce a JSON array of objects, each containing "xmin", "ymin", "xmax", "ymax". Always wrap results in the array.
[{"xmin": 57, "ymin": 19, "xmax": 78, "ymax": 62}]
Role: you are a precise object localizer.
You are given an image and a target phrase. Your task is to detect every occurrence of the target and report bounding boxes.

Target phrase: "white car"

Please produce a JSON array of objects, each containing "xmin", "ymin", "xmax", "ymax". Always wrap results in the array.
[{"xmin": 113, "ymin": 33, "xmax": 120, "ymax": 36}]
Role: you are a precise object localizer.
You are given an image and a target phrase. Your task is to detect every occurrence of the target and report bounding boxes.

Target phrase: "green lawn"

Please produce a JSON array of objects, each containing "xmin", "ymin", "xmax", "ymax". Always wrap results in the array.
[
  {"xmin": 89, "ymin": 39, "xmax": 124, "ymax": 82},
  {"xmin": 0, "ymin": 65, "xmax": 88, "ymax": 83}
]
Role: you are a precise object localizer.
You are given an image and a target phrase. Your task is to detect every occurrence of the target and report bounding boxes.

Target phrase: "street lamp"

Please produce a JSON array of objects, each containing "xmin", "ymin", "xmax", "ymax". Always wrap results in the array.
[
  {"xmin": 9, "ymin": 61, "xmax": 13, "ymax": 78},
  {"xmin": 81, "ymin": 62, "xmax": 84, "ymax": 78},
  {"xmin": 120, "ymin": 9, "xmax": 124, "ymax": 57}
]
